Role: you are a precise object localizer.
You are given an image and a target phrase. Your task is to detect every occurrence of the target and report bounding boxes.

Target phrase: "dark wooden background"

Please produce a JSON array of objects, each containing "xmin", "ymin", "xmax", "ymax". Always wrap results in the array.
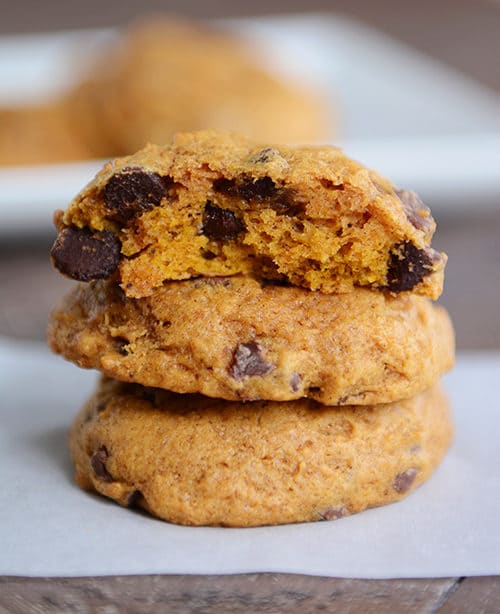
[{"xmin": 1, "ymin": 0, "xmax": 499, "ymax": 611}]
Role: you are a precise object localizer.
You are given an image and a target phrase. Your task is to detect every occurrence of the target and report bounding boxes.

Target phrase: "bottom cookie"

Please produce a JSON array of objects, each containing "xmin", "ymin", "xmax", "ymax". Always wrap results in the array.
[{"xmin": 70, "ymin": 378, "xmax": 453, "ymax": 527}]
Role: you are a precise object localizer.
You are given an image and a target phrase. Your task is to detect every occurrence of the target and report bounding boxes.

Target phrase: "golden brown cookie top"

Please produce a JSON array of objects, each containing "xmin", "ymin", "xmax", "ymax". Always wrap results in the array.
[
  {"xmin": 51, "ymin": 130, "xmax": 446, "ymax": 298},
  {"xmin": 48, "ymin": 276, "xmax": 455, "ymax": 405}
]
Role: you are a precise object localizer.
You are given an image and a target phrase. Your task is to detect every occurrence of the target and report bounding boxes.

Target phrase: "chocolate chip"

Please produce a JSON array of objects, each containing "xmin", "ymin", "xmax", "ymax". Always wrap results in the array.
[
  {"xmin": 213, "ymin": 175, "xmax": 302, "ymax": 215},
  {"xmin": 229, "ymin": 342, "xmax": 274, "ymax": 380},
  {"xmin": 319, "ymin": 507, "xmax": 347, "ymax": 521},
  {"xmin": 395, "ymin": 189, "xmax": 434, "ymax": 232},
  {"xmin": 290, "ymin": 373, "xmax": 302, "ymax": 392},
  {"xmin": 104, "ymin": 167, "xmax": 171, "ymax": 221},
  {"xmin": 90, "ymin": 446, "xmax": 113, "ymax": 481},
  {"xmin": 212, "ymin": 178, "xmax": 237, "ymax": 196},
  {"xmin": 202, "ymin": 202, "xmax": 245, "ymax": 242},
  {"xmin": 241, "ymin": 177, "xmax": 283, "ymax": 203},
  {"xmin": 249, "ymin": 148, "xmax": 280, "ymax": 163},
  {"xmin": 51, "ymin": 227, "xmax": 121, "ymax": 282},
  {"xmin": 385, "ymin": 242, "xmax": 434, "ymax": 292},
  {"xmin": 95, "ymin": 399, "xmax": 107, "ymax": 413},
  {"xmin": 393, "ymin": 468, "xmax": 418, "ymax": 493},
  {"xmin": 115, "ymin": 337, "xmax": 129, "ymax": 356},
  {"xmin": 125, "ymin": 490, "xmax": 142, "ymax": 507},
  {"xmin": 214, "ymin": 176, "xmax": 277, "ymax": 200},
  {"xmin": 200, "ymin": 249, "xmax": 217, "ymax": 260}
]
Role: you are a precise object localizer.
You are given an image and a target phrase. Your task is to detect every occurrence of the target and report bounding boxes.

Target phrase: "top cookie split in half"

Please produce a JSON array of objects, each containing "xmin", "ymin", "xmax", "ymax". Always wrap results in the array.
[{"xmin": 51, "ymin": 130, "xmax": 446, "ymax": 299}]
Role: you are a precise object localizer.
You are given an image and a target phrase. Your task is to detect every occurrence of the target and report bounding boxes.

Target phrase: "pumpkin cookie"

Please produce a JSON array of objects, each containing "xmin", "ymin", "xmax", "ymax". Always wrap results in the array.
[
  {"xmin": 77, "ymin": 18, "xmax": 329, "ymax": 155},
  {"xmin": 51, "ymin": 131, "xmax": 446, "ymax": 299},
  {"xmin": 48, "ymin": 276, "xmax": 454, "ymax": 405},
  {"xmin": 70, "ymin": 378, "xmax": 453, "ymax": 527}
]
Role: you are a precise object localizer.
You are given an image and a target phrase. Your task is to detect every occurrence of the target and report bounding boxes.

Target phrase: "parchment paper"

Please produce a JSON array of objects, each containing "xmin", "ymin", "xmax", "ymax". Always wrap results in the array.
[{"xmin": 1, "ymin": 337, "xmax": 499, "ymax": 578}]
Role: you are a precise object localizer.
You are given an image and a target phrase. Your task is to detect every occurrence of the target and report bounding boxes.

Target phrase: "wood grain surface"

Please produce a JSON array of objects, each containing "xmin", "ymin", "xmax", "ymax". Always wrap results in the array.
[
  {"xmin": 0, "ymin": 575, "xmax": 463, "ymax": 613},
  {"xmin": 1, "ymin": 0, "xmax": 499, "ymax": 611}
]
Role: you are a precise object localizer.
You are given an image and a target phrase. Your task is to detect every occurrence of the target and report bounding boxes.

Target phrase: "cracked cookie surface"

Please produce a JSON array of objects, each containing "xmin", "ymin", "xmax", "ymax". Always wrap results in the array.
[
  {"xmin": 48, "ymin": 276, "xmax": 455, "ymax": 405},
  {"xmin": 70, "ymin": 378, "xmax": 453, "ymax": 527},
  {"xmin": 51, "ymin": 130, "xmax": 446, "ymax": 299}
]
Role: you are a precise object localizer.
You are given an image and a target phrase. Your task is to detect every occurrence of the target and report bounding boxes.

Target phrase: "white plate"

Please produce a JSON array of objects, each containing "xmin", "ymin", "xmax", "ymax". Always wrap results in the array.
[{"xmin": 0, "ymin": 14, "xmax": 499, "ymax": 235}]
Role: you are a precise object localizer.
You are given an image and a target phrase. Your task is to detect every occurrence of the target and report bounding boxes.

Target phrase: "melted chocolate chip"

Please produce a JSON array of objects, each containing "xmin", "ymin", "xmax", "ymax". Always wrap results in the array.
[
  {"xmin": 385, "ymin": 242, "xmax": 434, "ymax": 292},
  {"xmin": 239, "ymin": 177, "xmax": 277, "ymax": 200},
  {"xmin": 95, "ymin": 400, "xmax": 108, "ymax": 414},
  {"xmin": 290, "ymin": 373, "xmax": 302, "ymax": 392},
  {"xmin": 213, "ymin": 175, "xmax": 302, "ymax": 215},
  {"xmin": 104, "ymin": 167, "xmax": 171, "ymax": 221},
  {"xmin": 200, "ymin": 249, "xmax": 217, "ymax": 260},
  {"xmin": 51, "ymin": 227, "xmax": 121, "ymax": 282},
  {"xmin": 90, "ymin": 446, "xmax": 113, "ymax": 481},
  {"xmin": 319, "ymin": 507, "xmax": 347, "ymax": 521},
  {"xmin": 212, "ymin": 178, "xmax": 236, "ymax": 196},
  {"xmin": 249, "ymin": 148, "xmax": 280, "ymax": 163},
  {"xmin": 214, "ymin": 176, "xmax": 276, "ymax": 200},
  {"xmin": 115, "ymin": 337, "xmax": 129, "ymax": 356},
  {"xmin": 396, "ymin": 189, "xmax": 434, "ymax": 232},
  {"xmin": 393, "ymin": 468, "xmax": 418, "ymax": 493},
  {"xmin": 202, "ymin": 202, "xmax": 245, "ymax": 242},
  {"xmin": 125, "ymin": 490, "xmax": 142, "ymax": 507},
  {"xmin": 229, "ymin": 342, "xmax": 274, "ymax": 380}
]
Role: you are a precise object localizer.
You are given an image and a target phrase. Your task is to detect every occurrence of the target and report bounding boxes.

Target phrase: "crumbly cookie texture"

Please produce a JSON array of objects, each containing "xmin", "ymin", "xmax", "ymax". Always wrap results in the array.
[
  {"xmin": 70, "ymin": 378, "xmax": 453, "ymax": 527},
  {"xmin": 51, "ymin": 131, "xmax": 446, "ymax": 299},
  {"xmin": 48, "ymin": 276, "xmax": 454, "ymax": 405},
  {"xmin": 76, "ymin": 18, "xmax": 330, "ymax": 155}
]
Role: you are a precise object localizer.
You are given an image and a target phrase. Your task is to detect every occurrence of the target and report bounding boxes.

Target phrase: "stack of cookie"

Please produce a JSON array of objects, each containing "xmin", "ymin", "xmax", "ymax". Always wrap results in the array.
[{"xmin": 48, "ymin": 131, "xmax": 454, "ymax": 527}]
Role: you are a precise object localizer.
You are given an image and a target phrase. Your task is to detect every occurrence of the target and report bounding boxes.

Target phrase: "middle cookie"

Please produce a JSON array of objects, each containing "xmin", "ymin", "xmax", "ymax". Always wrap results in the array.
[{"xmin": 48, "ymin": 276, "xmax": 454, "ymax": 405}]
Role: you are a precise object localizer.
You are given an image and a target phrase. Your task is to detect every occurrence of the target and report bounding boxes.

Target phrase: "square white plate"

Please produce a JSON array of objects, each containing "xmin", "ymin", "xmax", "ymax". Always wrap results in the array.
[{"xmin": 0, "ymin": 13, "xmax": 499, "ymax": 235}]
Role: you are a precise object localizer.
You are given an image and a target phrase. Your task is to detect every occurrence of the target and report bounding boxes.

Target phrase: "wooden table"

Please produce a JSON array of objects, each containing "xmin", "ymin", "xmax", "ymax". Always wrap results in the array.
[{"xmin": 1, "ymin": 0, "xmax": 499, "ymax": 611}]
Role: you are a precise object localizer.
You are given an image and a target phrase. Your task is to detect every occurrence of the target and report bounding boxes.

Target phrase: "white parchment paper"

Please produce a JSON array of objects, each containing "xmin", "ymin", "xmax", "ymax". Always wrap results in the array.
[{"xmin": 1, "ymin": 337, "xmax": 499, "ymax": 578}]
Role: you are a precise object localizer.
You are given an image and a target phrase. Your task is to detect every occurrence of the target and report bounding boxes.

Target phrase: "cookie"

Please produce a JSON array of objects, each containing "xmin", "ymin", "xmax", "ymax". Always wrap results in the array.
[
  {"xmin": 48, "ymin": 276, "xmax": 455, "ymax": 405},
  {"xmin": 0, "ymin": 102, "xmax": 93, "ymax": 166},
  {"xmin": 51, "ymin": 130, "xmax": 446, "ymax": 299},
  {"xmin": 76, "ymin": 18, "xmax": 329, "ymax": 155},
  {"xmin": 70, "ymin": 378, "xmax": 452, "ymax": 527}
]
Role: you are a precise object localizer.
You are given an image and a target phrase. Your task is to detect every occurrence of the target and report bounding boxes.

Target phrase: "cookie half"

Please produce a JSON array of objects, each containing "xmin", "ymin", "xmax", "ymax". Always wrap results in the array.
[
  {"xmin": 48, "ymin": 276, "xmax": 455, "ymax": 406},
  {"xmin": 51, "ymin": 130, "xmax": 446, "ymax": 299},
  {"xmin": 70, "ymin": 378, "xmax": 453, "ymax": 527}
]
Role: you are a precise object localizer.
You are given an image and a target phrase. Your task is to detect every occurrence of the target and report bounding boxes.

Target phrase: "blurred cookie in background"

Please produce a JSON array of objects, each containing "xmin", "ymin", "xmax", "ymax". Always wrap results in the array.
[
  {"xmin": 0, "ymin": 101, "xmax": 94, "ymax": 166},
  {"xmin": 0, "ymin": 16, "xmax": 330, "ymax": 166},
  {"xmin": 77, "ymin": 18, "xmax": 330, "ymax": 154}
]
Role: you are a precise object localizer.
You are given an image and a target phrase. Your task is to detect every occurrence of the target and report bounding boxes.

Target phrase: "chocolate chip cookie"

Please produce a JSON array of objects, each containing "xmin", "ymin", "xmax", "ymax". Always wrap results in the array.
[
  {"xmin": 48, "ymin": 276, "xmax": 454, "ymax": 405},
  {"xmin": 51, "ymin": 131, "xmax": 446, "ymax": 299},
  {"xmin": 69, "ymin": 377, "xmax": 452, "ymax": 527}
]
